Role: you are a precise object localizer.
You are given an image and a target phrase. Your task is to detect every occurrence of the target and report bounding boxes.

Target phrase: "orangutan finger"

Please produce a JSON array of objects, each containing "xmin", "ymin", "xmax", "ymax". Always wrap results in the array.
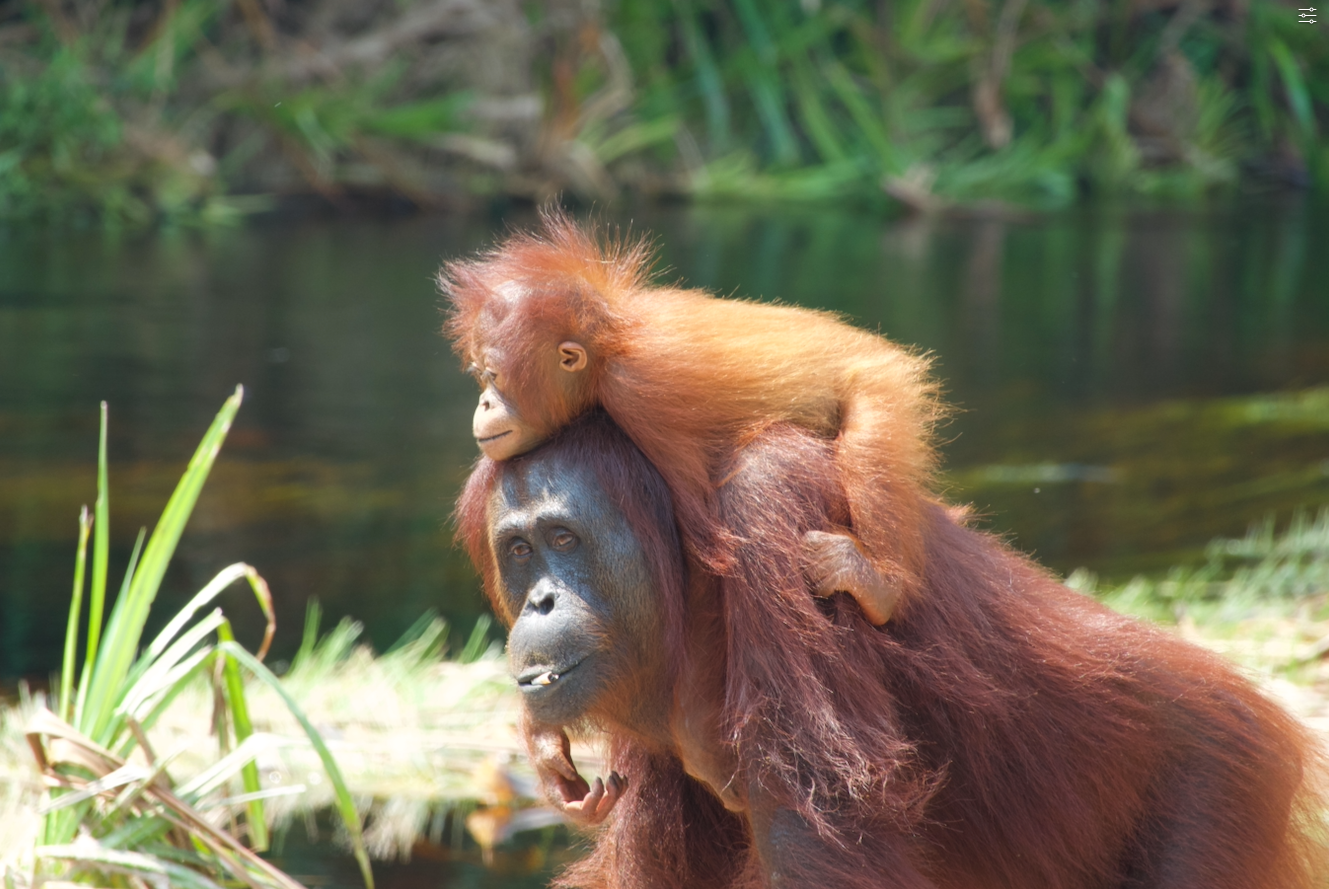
[
  {"xmin": 557, "ymin": 772, "xmax": 591, "ymax": 803},
  {"xmin": 595, "ymin": 772, "xmax": 625, "ymax": 819}
]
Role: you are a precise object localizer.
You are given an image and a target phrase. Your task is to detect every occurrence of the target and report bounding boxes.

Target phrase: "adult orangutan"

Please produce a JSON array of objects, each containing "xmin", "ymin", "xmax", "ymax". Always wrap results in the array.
[
  {"xmin": 457, "ymin": 411, "xmax": 1327, "ymax": 889},
  {"xmin": 441, "ymin": 210, "xmax": 931, "ymax": 626}
]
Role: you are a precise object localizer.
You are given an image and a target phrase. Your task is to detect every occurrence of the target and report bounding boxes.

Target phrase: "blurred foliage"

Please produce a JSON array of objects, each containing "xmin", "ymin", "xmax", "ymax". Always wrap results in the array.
[
  {"xmin": 0, "ymin": 0, "xmax": 502, "ymax": 225},
  {"xmin": 606, "ymin": 0, "xmax": 1328, "ymax": 206},
  {"xmin": 0, "ymin": 0, "xmax": 1325, "ymax": 224},
  {"xmin": 1072, "ymin": 508, "xmax": 1329, "ymax": 624},
  {"xmin": 0, "ymin": 1, "xmax": 239, "ymax": 224}
]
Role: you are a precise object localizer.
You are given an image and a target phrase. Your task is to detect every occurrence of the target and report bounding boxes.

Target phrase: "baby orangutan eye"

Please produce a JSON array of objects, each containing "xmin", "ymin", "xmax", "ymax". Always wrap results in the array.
[
  {"xmin": 466, "ymin": 363, "xmax": 499, "ymax": 385},
  {"xmin": 509, "ymin": 539, "xmax": 533, "ymax": 562},
  {"xmin": 549, "ymin": 529, "xmax": 578, "ymax": 552}
]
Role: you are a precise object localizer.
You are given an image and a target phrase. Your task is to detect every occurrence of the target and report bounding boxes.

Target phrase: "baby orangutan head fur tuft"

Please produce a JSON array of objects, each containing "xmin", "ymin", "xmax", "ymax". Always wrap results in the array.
[{"xmin": 440, "ymin": 213, "xmax": 651, "ymax": 461}]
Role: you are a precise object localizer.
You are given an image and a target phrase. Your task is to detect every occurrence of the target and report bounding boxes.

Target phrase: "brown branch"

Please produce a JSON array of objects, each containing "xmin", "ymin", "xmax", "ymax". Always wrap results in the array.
[
  {"xmin": 973, "ymin": 0, "xmax": 1029, "ymax": 149},
  {"xmin": 201, "ymin": 0, "xmax": 502, "ymax": 91}
]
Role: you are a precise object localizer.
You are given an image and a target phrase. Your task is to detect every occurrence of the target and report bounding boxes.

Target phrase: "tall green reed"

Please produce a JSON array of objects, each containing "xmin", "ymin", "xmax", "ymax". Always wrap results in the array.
[{"xmin": 26, "ymin": 388, "xmax": 374, "ymax": 889}]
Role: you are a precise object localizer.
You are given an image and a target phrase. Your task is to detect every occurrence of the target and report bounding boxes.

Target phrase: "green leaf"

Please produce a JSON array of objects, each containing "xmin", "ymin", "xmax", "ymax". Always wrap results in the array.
[
  {"xmin": 460, "ymin": 614, "xmax": 493, "ymax": 664},
  {"xmin": 37, "ymin": 842, "xmax": 227, "ymax": 889},
  {"xmin": 216, "ymin": 620, "xmax": 268, "ymax": 851},
  {"xmin": 791, "ymin": 58, "xmax": 846, "ymax": 164},
  {"xmin": 82, "ymin": 386, "xmax": 243, "ymax": 743},
  {"xmin": 674, "ymin": 0, "xmax": 731, "ymax": 149},
  {"xmin": 593, "ymin": 117, "xmax": 680, "ymax": 164},
  {"xmin": 217, "ymin": 641, "xmax": 375, "ymax": 889},
  {"xmin": 87, "ymin": 401, "xmax": 110, "ymax": 693},
  {"xmin": 364, "ymin": 93, "xmax": 474, "ymax": 140},
  {"xmin": 60, "ymin": 506, "xmax": 92, "ymax": 722},
  {"xmin": 1268, "ymin": 38, "xmax": 1316, "ymax": 139}
]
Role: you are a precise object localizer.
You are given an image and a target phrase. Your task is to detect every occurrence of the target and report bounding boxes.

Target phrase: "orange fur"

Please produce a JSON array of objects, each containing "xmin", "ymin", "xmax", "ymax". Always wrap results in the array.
[
  {"xmin": 457, "ymin": 416, "xmax": 1329, "ymax": 889},
  {"xmin": 442, "ymin": 211, "xmax": 943, "ymax": 596}
]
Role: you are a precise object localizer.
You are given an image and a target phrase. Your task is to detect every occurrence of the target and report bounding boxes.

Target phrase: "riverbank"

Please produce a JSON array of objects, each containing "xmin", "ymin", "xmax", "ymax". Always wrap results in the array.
[
  {"xmin": 5, "ymin": 511, "xmax": 1329, "ymax": 879},
  {"xmin": 3, "ymin": 597, "xmax": 1327, "ymax": 875},
  {"xmin": 1, "ymin": 0, "xmax": 1324, "ymax": 226},
  {"xmin": 0, "ymin": 618, "xmax": 585, "ymax": 877}
]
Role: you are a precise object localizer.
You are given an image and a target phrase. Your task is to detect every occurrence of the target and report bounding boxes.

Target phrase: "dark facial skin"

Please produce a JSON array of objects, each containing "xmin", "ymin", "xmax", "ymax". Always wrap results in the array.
[
  {"xmin": 470, "ymin": 341, "xmax": 588, "ymax": 461},
  {"xmin": 488, "ymin": 448, "xmax": 664, "ymax": 729},
  {"xmin": 482, "ymin": 429, "xmax": 836, "ymax": 865}
]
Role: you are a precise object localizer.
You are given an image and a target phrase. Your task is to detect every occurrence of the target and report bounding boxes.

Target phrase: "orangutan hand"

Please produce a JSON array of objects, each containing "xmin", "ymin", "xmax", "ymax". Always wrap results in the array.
[{"xmin": 527, "ymin": 722, "xmax": 627, "ymax": 826}]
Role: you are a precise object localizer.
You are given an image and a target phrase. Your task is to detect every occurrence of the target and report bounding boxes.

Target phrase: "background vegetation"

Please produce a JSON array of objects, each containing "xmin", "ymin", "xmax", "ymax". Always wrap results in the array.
[{"xmin": 0, "ymin": 0, "xmax": 1324, "ymax": 225}]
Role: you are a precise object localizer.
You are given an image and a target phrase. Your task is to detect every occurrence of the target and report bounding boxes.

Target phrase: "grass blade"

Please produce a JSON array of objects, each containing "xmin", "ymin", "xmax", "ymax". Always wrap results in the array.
[
  {"xmin": 36, "ymin": 843, "xmax": 228, "ymax": 889},
  {"xmin": 177, "ymin": 734, "xmax": 289, "ymax": 801},
  {"xmin": 132, "ymin": 647, "xmax": 214, "ymax": 735},
  {"xmin": 1268, "ymin": 38, "xmax": 1315, "ymax": 139},
  {"xmin": 791, "ymin": 57, "xmax": 847, "ymax": 164},
  {"xmin": 460, "ymin": 614, "xmax": 494, "ymax": 664},
  {"xmin": 674, "ymin": 0, "xmax": 731, "ymax": 150},
  {"xmin": 732, "ymin": 0, "xmax": 799, "ymax": 165},
  {"xmin": 60, "ymin": 507, "xmax": 92, "ymax": 722},
  {"xmin": 216, "ymin": 621, "xmax": 268, "ymax": 852},
  {"xmin": 88, "ymin": 401, "xmax": 110, "ymax": 679},
  {"xmin": 824, "ymin": 59, "xmax": 897, "ymax": 171},
  {"xmin": 217, "ymin": 640, "xmax": 375, "ymax": 889},
  {"xmin": 119, "ymin": 617, "xmax": 224, "ymax": 726},
  {"xmin": 83, "ymin": 386, "xmax": 244, "ymax": 743},
  {"xmin": 140, "ymin": 563, "xmax": 273, "ymax": 668},
  {"xmin": 78, "ymin": 527, "xmax": 145, "ymax": 725}
]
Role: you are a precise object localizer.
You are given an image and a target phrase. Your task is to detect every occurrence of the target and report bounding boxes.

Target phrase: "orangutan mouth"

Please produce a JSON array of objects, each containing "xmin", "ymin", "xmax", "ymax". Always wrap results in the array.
[{"xmin": 518, "ymin": 661, "xmax": 581, "ymax": 689}]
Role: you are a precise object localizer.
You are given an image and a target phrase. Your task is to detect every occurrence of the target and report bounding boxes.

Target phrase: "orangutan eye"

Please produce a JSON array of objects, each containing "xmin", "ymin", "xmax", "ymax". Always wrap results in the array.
[
  {"xmin": 549, "ymin": 529, "xmax": 578, "ymax": 552},
  {"xmin": 509, "ymin": 539, "xmax": 532, "ymax": 561}
]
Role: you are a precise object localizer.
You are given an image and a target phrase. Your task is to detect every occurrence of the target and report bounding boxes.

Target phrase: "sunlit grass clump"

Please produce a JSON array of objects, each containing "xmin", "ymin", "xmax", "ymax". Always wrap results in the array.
[
  {"xmin": 1072, "ymin": 508, "xmax": 1329, "ymax": 624},
  {"xmin": 0, "ymin": 388, "xmax": 373, "ymax": 889}
]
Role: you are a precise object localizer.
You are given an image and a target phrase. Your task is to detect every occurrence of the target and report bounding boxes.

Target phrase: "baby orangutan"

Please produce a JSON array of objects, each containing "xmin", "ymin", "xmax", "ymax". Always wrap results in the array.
[{"xmin": 442, "ymin": 211, "xmax": 939, "ymax": 626}]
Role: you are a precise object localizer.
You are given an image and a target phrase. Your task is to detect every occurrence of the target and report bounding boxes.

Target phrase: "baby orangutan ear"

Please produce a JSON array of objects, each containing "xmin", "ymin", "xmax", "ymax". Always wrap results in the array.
[{"xmin": 558, "ymin": 342, "xmax": 588, "ymax": 373}]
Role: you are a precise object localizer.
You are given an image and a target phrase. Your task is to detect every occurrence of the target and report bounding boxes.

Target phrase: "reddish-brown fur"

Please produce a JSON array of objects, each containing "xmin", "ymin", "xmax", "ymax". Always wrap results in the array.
[
  {"xmin": 457, "ymin": 414, "xmax": 1328, "ymax": 889},
  {"xmin": 442, "ymin": 211, "xmax": 941, "ymax": 600}
]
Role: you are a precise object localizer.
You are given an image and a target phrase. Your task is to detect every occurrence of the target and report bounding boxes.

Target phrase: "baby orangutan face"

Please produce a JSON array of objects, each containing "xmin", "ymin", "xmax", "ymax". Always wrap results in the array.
[{"xmin": 470, "ymin": 340, "xmax": 589, "ymax": 461}]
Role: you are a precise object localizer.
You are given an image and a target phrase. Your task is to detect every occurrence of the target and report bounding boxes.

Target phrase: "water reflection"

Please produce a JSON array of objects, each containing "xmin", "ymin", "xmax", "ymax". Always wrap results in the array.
[
  {"xmin": 268, "ymin": 812, "xmax": 577, "ymax": 889},
  {"xmin": 1, "ymin": 200, "xmax": 1327, "ymax": 682}
]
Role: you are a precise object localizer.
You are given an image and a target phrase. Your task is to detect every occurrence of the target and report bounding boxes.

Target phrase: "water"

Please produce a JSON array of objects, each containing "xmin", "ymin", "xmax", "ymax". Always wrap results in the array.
[
  {"xmin": 2, "ymin": 199, "xmax": 1328, "ymax": 886},
  {"xmin": 3, "ymin": 200, "xmax": 1329, "ymax": 683}
]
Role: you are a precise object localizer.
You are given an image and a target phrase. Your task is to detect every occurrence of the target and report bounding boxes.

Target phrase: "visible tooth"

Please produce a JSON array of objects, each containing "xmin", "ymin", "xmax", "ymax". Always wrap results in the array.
[{"xmin": 532, "ymin": 672, "xmax": 553, "ymax": 687}]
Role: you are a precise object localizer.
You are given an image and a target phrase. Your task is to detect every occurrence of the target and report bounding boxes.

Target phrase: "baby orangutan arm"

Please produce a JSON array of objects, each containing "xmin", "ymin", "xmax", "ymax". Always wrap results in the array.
[
  {"xmin": 525, "ymin": 719, "xmax": 626, "ymax": 826},
  {"xmin": 803, "ymin": 530, "xmax": 900, "ymax": 626}
]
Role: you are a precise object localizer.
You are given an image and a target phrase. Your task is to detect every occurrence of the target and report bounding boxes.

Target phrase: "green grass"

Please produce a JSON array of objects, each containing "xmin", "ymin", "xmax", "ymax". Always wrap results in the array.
[
  {"xmin": 1, "ymin": 389, "xmax": 374, "ymax": 889},
  {"xmin": 1072, "ymin": 508, "xmax": 1329, "ymax": 629}
]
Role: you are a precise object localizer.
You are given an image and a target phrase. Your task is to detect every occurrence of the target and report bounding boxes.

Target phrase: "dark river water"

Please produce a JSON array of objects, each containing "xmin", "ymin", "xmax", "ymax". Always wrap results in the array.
[
  {"xmin": 2, "ymin": 199, "xmax": 1328, "ymax": 885},
  {"xmin": 3, "ymin": 200, "xmax": 1329, "ymax": 682}
]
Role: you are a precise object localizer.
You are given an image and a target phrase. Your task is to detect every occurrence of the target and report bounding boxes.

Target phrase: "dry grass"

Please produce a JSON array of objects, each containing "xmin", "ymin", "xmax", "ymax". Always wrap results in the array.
[
  {"xmin": 5, "ymin": 509, "xmax": 1328, "ymax": 877},
  {"xmin": 0, "ymin": 619, "xmax": 598, "ymax": 874}
]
